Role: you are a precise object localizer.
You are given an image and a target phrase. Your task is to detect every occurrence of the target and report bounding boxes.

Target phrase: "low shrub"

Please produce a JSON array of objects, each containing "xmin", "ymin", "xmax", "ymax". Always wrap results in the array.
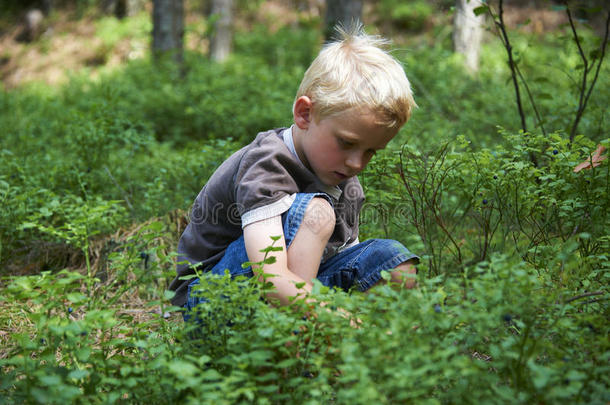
[{"xmin": 1, "ymin": 244, "xmax": 607, "ymax": 403}]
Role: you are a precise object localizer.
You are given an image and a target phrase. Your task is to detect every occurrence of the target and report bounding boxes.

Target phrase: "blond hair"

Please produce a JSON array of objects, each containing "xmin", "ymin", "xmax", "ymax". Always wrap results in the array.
[{"xmin": 295, "ymin": 24, "xmax": 416, "ymax": 128}]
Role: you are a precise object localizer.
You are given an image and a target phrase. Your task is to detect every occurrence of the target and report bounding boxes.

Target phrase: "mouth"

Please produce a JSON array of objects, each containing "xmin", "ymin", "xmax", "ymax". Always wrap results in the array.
[{"xmin": 333, "ymin": 171, "xmax": 348, "ymax": 180}]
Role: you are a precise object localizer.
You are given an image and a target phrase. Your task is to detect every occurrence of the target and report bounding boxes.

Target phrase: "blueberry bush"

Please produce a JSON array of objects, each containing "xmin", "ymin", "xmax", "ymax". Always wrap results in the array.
[{"xmin": 1, "ymin": 10, "xmax": 608, "ymax": 404}]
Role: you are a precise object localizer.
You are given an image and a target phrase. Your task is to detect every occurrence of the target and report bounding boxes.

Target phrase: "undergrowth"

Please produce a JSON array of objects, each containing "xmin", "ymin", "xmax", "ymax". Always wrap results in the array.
[{"xmin": 0, "ymin": 19, "xmax": 608, "ymax": 404}]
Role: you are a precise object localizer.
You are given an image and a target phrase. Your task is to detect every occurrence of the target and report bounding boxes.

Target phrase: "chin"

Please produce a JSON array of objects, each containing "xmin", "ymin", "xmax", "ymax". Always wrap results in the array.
[{"xmin": 327, "ymin": 178, "xmax": 346, "ymax": 187}]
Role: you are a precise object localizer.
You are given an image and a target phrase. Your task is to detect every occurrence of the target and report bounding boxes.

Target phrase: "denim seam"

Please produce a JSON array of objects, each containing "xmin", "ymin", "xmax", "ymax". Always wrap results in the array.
[{"xmin": 346, "ymin": 239, "xmax": 375, "ymax": 269}]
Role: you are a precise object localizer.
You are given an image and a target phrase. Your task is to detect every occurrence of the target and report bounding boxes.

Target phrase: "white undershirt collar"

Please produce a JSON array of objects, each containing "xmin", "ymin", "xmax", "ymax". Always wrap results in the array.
[{"xmin": 282, "ymin": 126, "xmax": 342, "ymax": 200}]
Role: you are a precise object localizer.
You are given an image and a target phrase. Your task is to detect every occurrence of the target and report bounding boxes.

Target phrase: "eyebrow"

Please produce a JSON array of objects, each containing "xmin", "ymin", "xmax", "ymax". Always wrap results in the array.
[
  {"xmin": 336, "ymin": 132, "xmax": 359, "ymax": 141},
  {"xmin": 337, "ymin": 133, "xmax": 388, "ymax": 150}
]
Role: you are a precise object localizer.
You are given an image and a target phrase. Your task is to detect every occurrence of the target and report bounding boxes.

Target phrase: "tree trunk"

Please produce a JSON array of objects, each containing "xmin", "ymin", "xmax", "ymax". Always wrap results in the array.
[
  {"xmin": 20, "ymin": 9, "xmax": 44, "ymax": 43},
  {"xmin": 103, "ymin": 0, "xmax": 145, "ymax": 18},
  {"xmin": 209, "ymin": 0, "xmax": 234, "ymax": 63},
  {"xmin": 152, "ymin": 0, "xmax": 184, "ymax": 66},
  {"xmin": 101, "ymin": 0, "xmax": 118, "ymax": 15},
  {"xmin": 453, "ymin": 0, "xmax": 484, "ymax": 74},
  {"xmin": 41, "ymin": 0, "xmax": 53, "ymax": 15},
  {"xmin": 324, "ymin": 0, "xmax": 363, "ymax": 41}
]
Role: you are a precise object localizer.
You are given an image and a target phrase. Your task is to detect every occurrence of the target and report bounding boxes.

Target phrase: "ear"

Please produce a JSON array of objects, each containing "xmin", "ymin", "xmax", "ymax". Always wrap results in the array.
[{"xmin": 293, "ymin": 96, "xmax": 313, "ymax": 130}]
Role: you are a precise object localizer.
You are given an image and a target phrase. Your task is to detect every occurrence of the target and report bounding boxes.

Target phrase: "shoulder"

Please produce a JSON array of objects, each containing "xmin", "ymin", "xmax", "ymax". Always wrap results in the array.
[
  {"xmin": 237, "ymin": 128, "xmax": 304, "ymax": 180},
  {"xmin": 246, "ymin": 128, "xmax": 288, "ymax": 154}
]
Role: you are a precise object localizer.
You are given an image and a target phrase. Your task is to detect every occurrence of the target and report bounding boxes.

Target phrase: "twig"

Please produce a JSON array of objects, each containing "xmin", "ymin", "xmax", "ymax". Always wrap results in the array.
[
  {"xmin": 567, "ymin": 8, "xmax": 610, "ymax": 143},
  {"xmin": 495, "ymin": 0, "xmax": 527, "ymax": 135},
  {"xmin": 104, "ymin": 166, "xmax": 134, "ymax": 212},
  {"xmin": 490, "ymin": 0, "xmax": 538, "ymax": 167},
  {"xmin": 564, "ymin": 291, "xmax": 603, "ymax": 304},
  {"xmin": 580, "ymin": 298, "xmax": 608, "ymax": 305},
  {"xmin": 515, "ymin": 64, "xmax": 547, "ymax": 136}
]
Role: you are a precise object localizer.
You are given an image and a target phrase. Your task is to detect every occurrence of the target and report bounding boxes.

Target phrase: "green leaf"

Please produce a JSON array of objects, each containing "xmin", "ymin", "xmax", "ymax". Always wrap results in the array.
[
  {"xmin": 168, "ymin": 360, "xmax": 200, "ymax": 377},
  {"xmin": 257, "ymin": 327, "xmax": 274, "ymax": 337},
  {"xmin": 68, "ymin": 369, "xmax": 90, "ymax": 380},
  {"xmin": 263, "ymin": 256, "xmax": 277, "ymax": 265},
  {"xmin": 76, "ymin": 347, "xmax": 91, "ymax": 362},
  {"xmin": 530, "ymin": 362, "xmax": 553, "ymax": 389},
  {"xmin": 146, "ymin": 221, "xmax": 164, "ymax": 232},
  {"xmin": 38, "ymin": 375, "xmax": 62, "ymax": 386},
  {"xmin": 260, "ymin": 246, "xmax": 283, "ymax": 253},
  {"xmin": 200, "ymin": 369, "xmax": 222, "ymax": 380},
  {"xmin": 275, "ymin": 358, "xmax": 298, "ymax": 368},
  {"xmin": 66, "ymin": 292, "xmax": 86, "ymax": 303},
  {"xmin": 473, "ymin": 5, "xmax": 489, "ymax": 16}
]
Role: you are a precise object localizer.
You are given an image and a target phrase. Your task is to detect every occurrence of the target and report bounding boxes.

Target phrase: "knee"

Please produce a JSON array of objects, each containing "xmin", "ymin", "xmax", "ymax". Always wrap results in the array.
[{"xmin": 302, "ymin": 197, "xmax": 336, "ymax": 239}]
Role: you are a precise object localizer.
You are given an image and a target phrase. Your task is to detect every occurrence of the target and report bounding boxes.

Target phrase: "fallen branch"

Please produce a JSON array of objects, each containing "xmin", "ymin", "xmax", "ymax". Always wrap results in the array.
[{"xmin": 564, "ymin": 291, "xmax": 604, "ymax": 304}]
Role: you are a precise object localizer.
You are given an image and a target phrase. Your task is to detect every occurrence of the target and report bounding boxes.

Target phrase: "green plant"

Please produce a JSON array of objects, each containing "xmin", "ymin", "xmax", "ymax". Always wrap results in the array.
[
  {"xmin": 1, "ymin": 18, "xmax": 608, "ymax": 404},
  {"xmin": 378, "ymin": 0, "xmax": 435, "ymax": 31}
]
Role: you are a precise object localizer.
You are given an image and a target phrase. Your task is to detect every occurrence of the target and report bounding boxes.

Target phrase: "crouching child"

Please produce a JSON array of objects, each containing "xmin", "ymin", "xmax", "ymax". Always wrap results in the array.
[{"xmin": 169, "ymin": 25, "xmax": 420, "ymax": 323}]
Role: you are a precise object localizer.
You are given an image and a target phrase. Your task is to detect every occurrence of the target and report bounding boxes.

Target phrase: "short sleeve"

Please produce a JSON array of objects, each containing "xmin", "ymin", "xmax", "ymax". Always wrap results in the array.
[{"xmin": 235, "ymin": 137, "xmax": 301, "ymax": 227}]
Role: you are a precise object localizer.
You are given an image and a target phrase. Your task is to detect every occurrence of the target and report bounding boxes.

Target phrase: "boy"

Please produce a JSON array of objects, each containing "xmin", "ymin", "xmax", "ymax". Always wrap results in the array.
[{"xmin": 169, "ymin": 25, "xmax": 419, "ymax": 316}]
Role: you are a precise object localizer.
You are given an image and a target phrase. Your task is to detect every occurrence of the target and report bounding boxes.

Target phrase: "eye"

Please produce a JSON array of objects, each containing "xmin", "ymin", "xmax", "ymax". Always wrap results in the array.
[{"xmin": 337, "ymin": 137, "xmax": 355, "ymax": 148}]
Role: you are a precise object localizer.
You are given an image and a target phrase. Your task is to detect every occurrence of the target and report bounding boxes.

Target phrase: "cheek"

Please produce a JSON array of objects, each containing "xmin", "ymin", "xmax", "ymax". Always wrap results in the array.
[
  {"xmin": 312, "ymin": 139, "xmax": 338, "ymax": 160},
  {"xmin": 322, "ymin": 143, "xmax": 345, "ymax": 165}
]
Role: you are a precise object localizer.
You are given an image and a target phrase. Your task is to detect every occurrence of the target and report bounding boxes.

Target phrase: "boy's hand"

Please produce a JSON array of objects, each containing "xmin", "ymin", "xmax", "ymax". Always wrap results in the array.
[{"xmin": 390, "ymin": 260, "xmax": 418, "ymax": 289}]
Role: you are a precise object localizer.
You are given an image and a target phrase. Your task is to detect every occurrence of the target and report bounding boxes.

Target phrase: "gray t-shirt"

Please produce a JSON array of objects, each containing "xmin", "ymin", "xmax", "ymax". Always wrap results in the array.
[{"xmin": 169, "ymin": 127, "xmax": 365, "ymax": 306}]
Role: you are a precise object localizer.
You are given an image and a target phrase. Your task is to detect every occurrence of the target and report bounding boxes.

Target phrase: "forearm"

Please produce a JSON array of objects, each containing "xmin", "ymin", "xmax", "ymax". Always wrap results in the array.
[
  {"xmin": 244, "ymin": 216, "xmax": 314, "ymax": 306},
  {"xmin": 252, "ymin": 263, "xmax": 312, "ymax": 306}
]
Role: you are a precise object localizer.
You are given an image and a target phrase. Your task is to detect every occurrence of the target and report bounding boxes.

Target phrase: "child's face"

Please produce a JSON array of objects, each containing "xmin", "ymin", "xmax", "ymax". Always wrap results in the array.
[{"xmin": 294, "ymin": 107, "xmax": 399, "ymax": 187}]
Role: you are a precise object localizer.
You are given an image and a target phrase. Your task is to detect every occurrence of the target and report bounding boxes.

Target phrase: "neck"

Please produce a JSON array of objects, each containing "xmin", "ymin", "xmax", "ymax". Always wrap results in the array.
[{"xmin": 291, "ymin": 125, "xmax": 311, "ymax": 170}]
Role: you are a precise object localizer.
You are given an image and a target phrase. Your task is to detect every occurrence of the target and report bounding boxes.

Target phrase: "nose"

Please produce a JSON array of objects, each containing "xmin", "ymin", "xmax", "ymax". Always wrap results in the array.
[{"xmin": 345, "ymin": 152, "xmax": 364, "ymax": 172}]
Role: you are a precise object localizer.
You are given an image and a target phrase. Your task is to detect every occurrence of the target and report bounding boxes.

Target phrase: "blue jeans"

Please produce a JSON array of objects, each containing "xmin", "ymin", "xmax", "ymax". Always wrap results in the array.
[{"xmin": 184, "ymin": 193, "xmax": 419, "ymax": 320}]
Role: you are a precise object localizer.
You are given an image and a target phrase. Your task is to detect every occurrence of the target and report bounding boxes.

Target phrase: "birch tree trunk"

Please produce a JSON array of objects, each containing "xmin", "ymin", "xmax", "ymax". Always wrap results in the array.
[
  {"xmin": 453, "ymin": 0, "xmax": 484, "ymax": 74},
  {"xmin": 152, "ymin": 0, "xmax": 184, "ymax": 66},
  {"xmin": 324, "ymin": 0, "xmax": 363, "ymax": 41},
  {"xmin": 209, "ymin": 0, "xmax": 234, "ymax": 63}
]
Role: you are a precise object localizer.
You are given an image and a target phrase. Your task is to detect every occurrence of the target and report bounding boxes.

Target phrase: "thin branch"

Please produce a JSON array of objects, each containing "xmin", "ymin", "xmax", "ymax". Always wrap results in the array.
[
  {"xmin": 581, "ymin": 11, "xmax": 610, "ymax": 121},
  {"xmin": 567, "ymin": 6, "xmax": 589, "ymax": 140},
  {"xmin": 495, "ymin": 0, "xmax": 527, "ymax": 134},
  {"xmin": 580, "ymin": 298, "xmax": 608, "ymax": 305},
  {"xmin": 564, "ymin": 291, "xmax": 603, "ymax": 304},
  {"xmin": 489, "ymin": 0, "xmax": 538, "ymax": 166},
  {"xmin": 104, "ymin": 166, "xmax": 134, "ymax": 212},
  {"xmin": 568, "ymin": 9, "xmax": 610, "ymax": 142},
  {"xmin": 515, "ymin": 64, "xmax": 547, "ymax": 136}
]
